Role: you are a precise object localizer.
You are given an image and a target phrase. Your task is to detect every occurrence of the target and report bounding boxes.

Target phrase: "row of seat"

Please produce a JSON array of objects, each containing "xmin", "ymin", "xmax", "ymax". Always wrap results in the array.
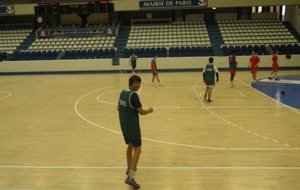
[
  {"xmin": 221, "ymin": 31, "xmax": 290, "ymax": 37},
  {"xmin": 30, "ymin": 36, "xmax": 116, "ymax": 51},
  {"xmin": 223, "ymin": 39, "xmax": 297, "ymax": 45},
  {"xmin": 0, "ymin": 52, "xmax": 7, "ymax": 61},
  {"xmin": 62, "ymin": 49, "xmax": 115, "ymax": 59},
  {"xmin": 131, "ymin": 26, "xmax": 205, "ymax": 31},
  {"xmin": 218, "ymin": 19, "xmax": 297, "ymax": 47},
  {"xmin": 126, "ymin": 42, "xmax": 211, "ymax": 48},
  {"xmin": 123, "ymin": 47, "xmax": 214, "ymax": 58},
  {"xmin": 10, "ymin": 51, "xmax": 59, "ymax": 60},
  {"xmin": 222, "ymin": 44, "xmax": 300, "ymax": 56},
  {"xmin": 128, "ymin": 22, "xmax": 210, "ymax": 49},
  {"xmin": 0, "ymin": 29, "xmax": 32, "ymax": 55},
  {"xmin": 0, "ymin": 29, "xmax": 31, "ymax": 32},
  {"xmin": 217, "ymin": 19, "xmax": 279, "ymax": 23},
  {"xmin": 124, "ymin": 48, "xmax": 167, "ymax": 58},
  {"xmin": 219, "ymin": 23, "xmax": 284, "ymax": 27},
  {"xmin": 131, "ymin": 22, "xmax": 205, "ymax": 29},
  {"xmin": 169, "ymin": 47, "xmax": 214, "ymax": 57},
  {"xmin": 9, "ymin": 48, "xmax": 116, "ymax": 60}
]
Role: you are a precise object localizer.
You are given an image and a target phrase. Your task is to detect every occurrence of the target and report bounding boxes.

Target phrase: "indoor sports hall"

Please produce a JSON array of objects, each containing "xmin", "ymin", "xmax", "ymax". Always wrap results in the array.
[{"xmin": 0, "ymin": 0, "xmax": 300, "ymax": 190}]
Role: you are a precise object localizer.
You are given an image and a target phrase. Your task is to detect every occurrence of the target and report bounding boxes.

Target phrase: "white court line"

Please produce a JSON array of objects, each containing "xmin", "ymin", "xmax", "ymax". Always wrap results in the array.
[
  {"xmin": 97, "ymin": 97, "xmax": 285, "ymax": 109},
  {"xmin": 137, "ymin": 87, "xmax": 143, "ymax": 94},
  {"xmin": 199, "ymin": 91, "xmax": 245, "ymax": 102},
  {"xmin": 1, "ymin": 165, "xmax": 300, "ymax": 170},
  {"xmin": 238, "ymin": 91, "xmax": 246, "ymax": 98},
  {"xmin": 0, "ymin": 91, "xmax": 12, "ymax": 100},
  {"xmin": 0, "ymin": 189, "xmax": 33, "ymax": 190},
  {"xmin": 76, "ymin": 86, "xmax": 299, "ymax": 151},
  {"xmin": 235, "ymin": 78, "xmax": 300, "ymax": 115},
  {"xmin": 262, "ymin": 136, "xmax": 269, "ymax": 140},
  {"xmin": 193, "ymin": 82, "xmax": 205, "ymax": 107},
  {"xmin": 95, "ymin": 84, "xmax": 285, "ymax": 110},
  {"xmin": 75, "ymin": 86, "xmax": 122, "ymax": 135},
  {"xmin": 260, "ymin": 78, "xmax": 300, "ymax": 85}
]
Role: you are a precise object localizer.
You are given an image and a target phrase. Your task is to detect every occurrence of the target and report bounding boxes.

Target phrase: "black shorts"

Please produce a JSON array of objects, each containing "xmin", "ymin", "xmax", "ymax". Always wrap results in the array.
[
  {"xmin": 152, "ymin": 70, "xmax": 157, "ymax": 75},
  {"xmin": 132, "ymin": 65, "xmax": 136, "ymax": 69},
  {"xmin": 124, "ymin": 136, "xmax": 142, "ymax": 147}
]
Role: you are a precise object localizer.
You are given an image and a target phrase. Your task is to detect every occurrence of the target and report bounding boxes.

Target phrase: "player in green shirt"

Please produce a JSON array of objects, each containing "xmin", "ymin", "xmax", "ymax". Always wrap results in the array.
[
  {"xmin": 203, "ymin": 57, "xmax": 219, "ymax": 102},
  {"xmin": 129, "ymin": 53, "xmax": 138, "ymax": 74},
  {"xmin": 118, "ymin": 75, "xmax": 153, "ymax": 189}
]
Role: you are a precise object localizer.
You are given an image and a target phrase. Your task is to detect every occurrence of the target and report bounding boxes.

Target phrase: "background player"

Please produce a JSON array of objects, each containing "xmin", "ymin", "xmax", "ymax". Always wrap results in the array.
[
  {"xmin": 203, "ymin": 57, "xmax": 219, "ymax": 102},
  {"xmin": 228, "ymin": 50, "xmax": 238, "ymax": 88},
  {"xmin": 118, "ymin": 75, "xmax": 153, "ymax": 189},
  {"xmin": 129, "ymin": 52, "xmax": 138, "ymax": 74},
  {"xmin": 269, "ymin": 50, "xmax": 280, "ymax": 81},
  {"xmin": 248, "ymin": 50, "xmax": 260, "ymax": 85},
  {"xmin": 151, "ymin": 54, "xmax": 163, "ymax": 87}
]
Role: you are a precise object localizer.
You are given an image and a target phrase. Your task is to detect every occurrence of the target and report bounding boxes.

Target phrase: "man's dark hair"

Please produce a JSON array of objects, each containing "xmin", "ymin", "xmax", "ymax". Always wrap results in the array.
[
  {"xmin": 208, "ymin": 57, "xmax": 214, "ymax": 63},
  {"xmin": 129, "ymin": 75, "xmax": 142, "ymax": 87}
]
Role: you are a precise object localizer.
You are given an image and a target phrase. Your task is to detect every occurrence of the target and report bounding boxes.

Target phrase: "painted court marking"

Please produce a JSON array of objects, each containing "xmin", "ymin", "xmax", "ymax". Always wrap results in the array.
[
  {"xmin": 96, "ymin": 87, "xmax": 282, "ymax": 109},
  {"xmin": 235, "ymin": 78, "xmax": 300, "ymax": 115},
  {"xmin": 259, "ymin": 78, "xmax": 300, "ymax": 85},
  {"xmin": 193, "ymin": 81, "xmax": 299, "ymax": 150},
  {"xmin": 1, "ymin": 165, "xmax": 300, "ymax": 170},
  {"xmin": 74, "ymin": 83, "xmax": 300, "ymax": 151},
  {"xmin": 238, "ymin": 91, "xmax": 246, "ymax": 98},
  {"xmin": 0, "ymin": 91, "xmax": 12, "ymax": 101}
]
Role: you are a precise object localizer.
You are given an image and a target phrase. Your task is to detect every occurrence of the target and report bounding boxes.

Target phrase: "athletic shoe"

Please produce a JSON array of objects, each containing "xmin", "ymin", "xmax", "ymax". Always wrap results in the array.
[
  {"xmin": 159, "ymin": 83, "xmax": 165, "ymax": 87},
  {"xmin": 268, "ymin": 77, "xmax": 273, "ymax": 80},
  {"xmin": 275, "ymin": 78, "xmax": 280, "ymax": 81},
  {"xmin": 125, "ymin": 177, "xmax": 141, "ymax": 189},
  {"xmin": 207, "ymin": 99, "xmax": 212, "ymax": 103}
]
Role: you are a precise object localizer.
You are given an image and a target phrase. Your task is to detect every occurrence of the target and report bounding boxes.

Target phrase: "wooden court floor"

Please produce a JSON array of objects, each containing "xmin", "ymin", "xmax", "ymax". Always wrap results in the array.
[{"xmin": 0, "ymin": 70, "xmax": 300, "ymax": 190}]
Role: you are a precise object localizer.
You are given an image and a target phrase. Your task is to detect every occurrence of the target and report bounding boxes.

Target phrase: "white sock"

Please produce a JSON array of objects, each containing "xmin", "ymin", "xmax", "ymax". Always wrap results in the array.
[{"xmin": 128, "ymin": 169, "xmax": 136, "ymax": 179}]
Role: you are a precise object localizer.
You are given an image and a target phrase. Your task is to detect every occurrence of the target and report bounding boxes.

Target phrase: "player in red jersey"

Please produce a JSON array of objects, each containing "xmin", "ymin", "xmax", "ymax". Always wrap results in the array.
[
  {"xmin": 151, "ymin": 55, "xmax": 163, "ymax": 87},
  {"xmin": 268, "ymin": 50, "xmax": 280, "ymax": 81},
  {"xmin": 228, "ymin": 50, "xmax": 238, "ymax": 88},
  {"xmin": 248, "ymin": 50, "xmax": 260, "ymax": 85}
]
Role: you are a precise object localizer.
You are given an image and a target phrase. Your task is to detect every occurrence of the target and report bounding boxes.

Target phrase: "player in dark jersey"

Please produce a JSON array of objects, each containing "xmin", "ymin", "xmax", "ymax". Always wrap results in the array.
[
  {"xmin": 203, "ymin": 57, "xmax": 219, "ymax": 102},
  {"xmin": 118, "ymin": 75, "xmax": 153, "ymax": 189},
  {"xmin": 228, "ymin": 50, "xmax": 238, "ymax": 88},
  {"xmin": 129, "ymin": 53, "xmax": 138, "ymax": 74}
]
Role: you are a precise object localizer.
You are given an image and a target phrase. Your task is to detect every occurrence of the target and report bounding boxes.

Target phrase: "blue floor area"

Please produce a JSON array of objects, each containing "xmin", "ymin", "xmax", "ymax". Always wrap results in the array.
[{"xmin": 252, "ymin": 75, "xmax": 300, "ymax": 110}]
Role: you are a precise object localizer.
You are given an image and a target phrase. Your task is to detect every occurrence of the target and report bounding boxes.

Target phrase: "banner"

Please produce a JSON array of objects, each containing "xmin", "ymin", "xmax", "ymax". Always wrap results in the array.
[
  {"xmin": 139, "ymin": 0, "xmax": 208, "ymax": 9},
  {"xmin": 0, "ymin": 5, "xmax": 15, "ymax": 15},
  {"xmin": 36, "ymin": 27, "xmax": 117, "ymax": 38}
]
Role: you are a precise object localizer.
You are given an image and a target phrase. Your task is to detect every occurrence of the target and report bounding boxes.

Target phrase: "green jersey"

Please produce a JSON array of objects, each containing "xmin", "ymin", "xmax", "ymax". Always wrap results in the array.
[
  {"xmin": 118, "ymin": 89, "xmax": 142, "ymax": 139},
  {"xmin": 229, "ymin": 55, "xmax": 237, "ymax": 70},
  {"xmin": 203, "ymin": 63, "xmax": 218, "ymax": 86},
  {"xmin": 130, "ymin": 56, "xmax": 137, "ymax": 67}
]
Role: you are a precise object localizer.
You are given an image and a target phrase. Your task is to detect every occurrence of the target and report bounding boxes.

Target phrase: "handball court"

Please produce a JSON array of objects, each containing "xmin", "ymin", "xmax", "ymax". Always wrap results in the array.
[{"xmin": 0, "ymin": 70, "xmax": 300, "ymax": 190}]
